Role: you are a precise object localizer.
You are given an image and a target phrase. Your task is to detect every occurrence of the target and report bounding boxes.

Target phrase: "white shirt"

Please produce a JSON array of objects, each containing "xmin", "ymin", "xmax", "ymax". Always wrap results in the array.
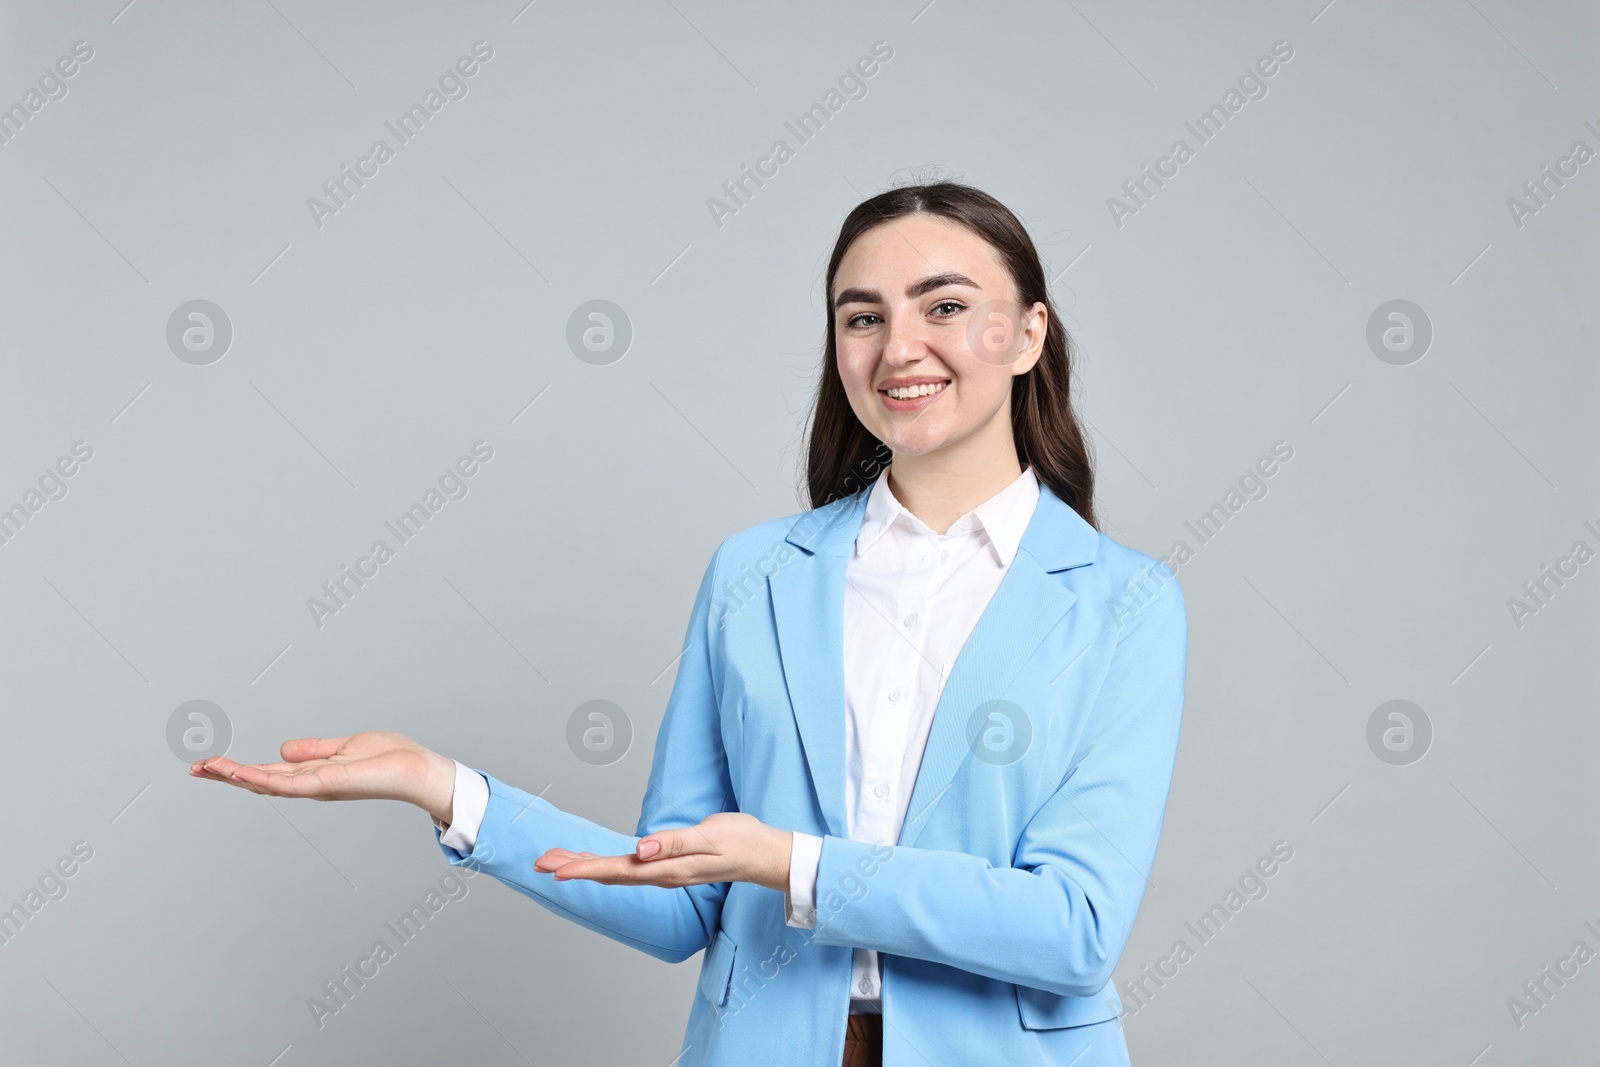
[{"xmin": 436, "ymin": 464, "xmax": 1041, "ymax": 1015}]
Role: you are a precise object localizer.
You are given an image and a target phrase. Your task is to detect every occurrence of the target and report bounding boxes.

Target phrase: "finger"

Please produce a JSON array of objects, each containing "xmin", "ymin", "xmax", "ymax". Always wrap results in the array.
[
  {"xmin": 534, "ymin": 848, "xmax": 599, "ymax": 872},
  {"xmin": 205, "ymin": 758, "xmax": 277, "ymax": 787},
  {"xmin": 281, "ymin": 737, "xmax": 351, "ymax": 763},
  {"xmin": 638, "ymin": 829, "xmax": 701, "ymax": 861},
  {"xmin": 191, "ymin": 758, "xmax": 297, "ymax": 797},
  {"xmin": 199, "ymin": 757, "xmax": 309, "ymax": 784},
  {"xmin": 191, "ymin": 763, "xmax": 254, "ymax": 789},
  {"xmin": 555, "ymin": 855, "xmax": 711, "ymax": 888},
  {"xmin": 238, "ymin": 761, "xmax": 309, "ymax": 775},
  {"xmin": 540, "ymin": 851, "xmax": 608, "ymax": 870},
  {"xmin": 550, "ymin": 855, "xmax": 641, "ymax": 884},
  {"xmin": 206, "ymin": 768, "xmax": 271, "ymax": 796},
  {"xmin": 199, "ymin": 756, "xmax": 245, "ymax": 777},
  {"xmin": 534, "ymin": 849, "xmax": 579, "ymax": 871},
  {"xmin": 228, "ymin": 763, "xmax": 336, "ymax": 799},
  {"xmin": 224, "ymin": 764, "xmax": 283, "ymax": 793}
]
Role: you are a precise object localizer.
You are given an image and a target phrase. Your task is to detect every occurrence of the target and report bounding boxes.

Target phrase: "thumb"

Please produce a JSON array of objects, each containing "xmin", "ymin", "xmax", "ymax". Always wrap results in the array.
[
  {"xmin": 281, "ymin": 736, "xmax": 350, "ymax": 763},
  {"xmin": 637, "ymin": 831, "xmax": 680, "ymax": 861}
]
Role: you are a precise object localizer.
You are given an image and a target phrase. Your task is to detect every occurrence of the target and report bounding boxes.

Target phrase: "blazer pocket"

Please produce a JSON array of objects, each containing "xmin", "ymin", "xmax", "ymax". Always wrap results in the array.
[
  {"xmin": 698, "ymin": 929, "xmax": 739, "ymax": 1007},
  {"xmin": 1015, "ymin": 983, "xmax": 1121, "ymax": 1030}
]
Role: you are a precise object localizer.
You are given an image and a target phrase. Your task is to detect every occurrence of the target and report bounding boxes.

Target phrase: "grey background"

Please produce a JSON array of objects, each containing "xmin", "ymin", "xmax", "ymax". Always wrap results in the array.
[{"xmin": 1, "ymin": 1, "xmax": 1595, "ymax": 1064}]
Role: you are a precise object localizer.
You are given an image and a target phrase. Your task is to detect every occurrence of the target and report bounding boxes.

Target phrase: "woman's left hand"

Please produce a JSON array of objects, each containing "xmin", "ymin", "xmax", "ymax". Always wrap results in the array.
[{"xmin": 534, "ymin": 812, "xmax": 792, "ymax": 893}]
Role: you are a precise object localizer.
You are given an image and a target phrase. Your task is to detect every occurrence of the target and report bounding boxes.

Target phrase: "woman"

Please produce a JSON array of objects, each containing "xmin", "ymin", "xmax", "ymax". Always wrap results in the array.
[{"xmin": 196, "ymin": 182, "xmax": 1188, "ymax": 1067}]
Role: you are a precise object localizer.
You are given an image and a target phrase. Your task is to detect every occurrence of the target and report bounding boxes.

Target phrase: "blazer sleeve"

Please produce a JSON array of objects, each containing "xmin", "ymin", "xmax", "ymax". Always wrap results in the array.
[
  {"xmin": 806, "ymin": 570, "xmax": 1188, "ymax": 998},
  {"xmin": 435, "ymin": 540, "xmax": 737, "ymax": 965}
]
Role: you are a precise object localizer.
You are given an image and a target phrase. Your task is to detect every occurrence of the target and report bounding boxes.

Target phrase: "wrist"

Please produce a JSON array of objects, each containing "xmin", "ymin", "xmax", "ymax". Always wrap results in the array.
[
  {"xmin": 418, "ymin": 749, "xmax": 456, "ymax": 825},
  {"xmin": 764, "ymin": 827, "xmax": 794, "ymax": 893}
]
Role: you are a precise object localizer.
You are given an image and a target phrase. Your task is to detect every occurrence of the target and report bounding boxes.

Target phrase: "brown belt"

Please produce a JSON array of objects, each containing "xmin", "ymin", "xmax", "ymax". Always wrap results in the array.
[{"xmin": 842, "ymin": 1013, "xmax": 883, "ymax": 1067}]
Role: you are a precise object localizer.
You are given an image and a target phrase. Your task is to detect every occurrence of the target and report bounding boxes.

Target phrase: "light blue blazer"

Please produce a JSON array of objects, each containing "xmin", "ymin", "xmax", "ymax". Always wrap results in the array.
[{"xmin": 437, "ymin": 480, "xmax": 1188, "ymax": 1067}]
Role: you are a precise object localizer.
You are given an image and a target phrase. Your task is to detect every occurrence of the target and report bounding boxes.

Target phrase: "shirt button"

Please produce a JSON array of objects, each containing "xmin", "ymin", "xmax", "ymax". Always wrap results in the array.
[
  {"xmin": 859, "ymin": 978, "xmax": 872, "ymax": 994},
  {"xmin": 874, "ymin": 782, "xmax": 889, "ymax": 799},
  {"xmin": 903, "ymin": 612, "xmax": 917, "ymax": 629},
  {"xmin": 940, "ymin": 549, "xmax": 949, "ymax": 560},
  {"xmin": 888, "ymin": 687, "xmax": 902, "ymax": 702}
]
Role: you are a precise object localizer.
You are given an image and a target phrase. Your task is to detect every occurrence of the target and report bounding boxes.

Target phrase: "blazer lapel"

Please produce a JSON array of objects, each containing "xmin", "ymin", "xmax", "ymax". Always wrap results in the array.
[
  {"xmin": 768, "ymin": 480, "xmax": 1100, "ymax": 847},
  {"xmin": 898, "ymin": 484, "xmax": 1100, "ymax": 848},
  {"xmin": 769, "ymin": 491, "xmax": 871, "ymax": 840}
]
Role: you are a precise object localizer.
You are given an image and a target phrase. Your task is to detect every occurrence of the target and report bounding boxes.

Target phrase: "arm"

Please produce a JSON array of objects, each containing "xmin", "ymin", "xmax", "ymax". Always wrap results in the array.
[
  {"xmin": 435, "ymin": 541, "xmax": 739, "ymax": 963},
  {"xmin": 804, "ymin": 574, "xmax": 1188, "ymax": 997}
]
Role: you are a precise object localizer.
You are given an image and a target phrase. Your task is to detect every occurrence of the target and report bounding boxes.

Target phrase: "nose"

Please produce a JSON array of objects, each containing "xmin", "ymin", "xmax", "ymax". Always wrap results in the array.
[{"xmin": 881, "ymin": 308, "xmax": 927, "ymax": 365}]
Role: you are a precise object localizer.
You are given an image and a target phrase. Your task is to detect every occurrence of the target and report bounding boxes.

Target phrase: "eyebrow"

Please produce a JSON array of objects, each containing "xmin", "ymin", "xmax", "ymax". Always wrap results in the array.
[{"xmin": 832, "ymin": 271, "xmax": 981, "ymax": 310}]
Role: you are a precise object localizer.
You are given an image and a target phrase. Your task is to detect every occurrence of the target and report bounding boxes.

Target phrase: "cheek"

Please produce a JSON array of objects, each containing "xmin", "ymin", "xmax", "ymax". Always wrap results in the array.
[
  {"xmin": 836, "ymin": 342, "xmax": 874, "ymax": 391},
  {"xmin": 948, "ymin": 369, "xmax": 1010, "ymax": 415}
]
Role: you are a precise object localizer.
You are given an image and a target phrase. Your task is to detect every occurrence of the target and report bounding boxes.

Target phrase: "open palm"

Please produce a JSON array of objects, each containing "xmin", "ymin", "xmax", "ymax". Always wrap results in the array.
[{"xmin": 190, "ymin": 731, "xmax": 453, "ymax": 818}]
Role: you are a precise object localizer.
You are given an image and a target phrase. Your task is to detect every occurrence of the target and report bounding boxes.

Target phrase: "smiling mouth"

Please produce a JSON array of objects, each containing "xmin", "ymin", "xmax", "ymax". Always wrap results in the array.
[{"xmin": 881, "ymin": 380, "xmax": 950, "ymax": 400}]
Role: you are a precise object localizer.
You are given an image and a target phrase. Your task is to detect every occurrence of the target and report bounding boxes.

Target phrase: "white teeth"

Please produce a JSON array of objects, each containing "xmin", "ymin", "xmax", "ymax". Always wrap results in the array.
[{"xmin": 886, "ymin": 382, "xmax": 948, "ymax": 400}]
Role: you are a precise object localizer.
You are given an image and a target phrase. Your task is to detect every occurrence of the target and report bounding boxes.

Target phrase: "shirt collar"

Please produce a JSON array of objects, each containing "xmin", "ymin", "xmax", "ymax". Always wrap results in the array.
[{"xmin": 855, "ymin": 465, "xmax": 1040, "ymax": 566}]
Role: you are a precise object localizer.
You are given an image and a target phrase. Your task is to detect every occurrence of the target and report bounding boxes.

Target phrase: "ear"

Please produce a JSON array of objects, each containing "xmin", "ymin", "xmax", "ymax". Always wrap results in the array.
[{"xmin": 1013, "ymin": 301, "xmax": 1048, "ymax": 377}]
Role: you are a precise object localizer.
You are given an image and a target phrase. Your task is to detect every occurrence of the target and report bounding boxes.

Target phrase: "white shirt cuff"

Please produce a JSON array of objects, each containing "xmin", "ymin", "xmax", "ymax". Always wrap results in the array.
[
  {"xmin": 433, "ymin": 759, "xmax": 490, "ymax": 852},
  {"xmin": 785, "ymin": 831, "xmax": 823, "ymax": 928}
]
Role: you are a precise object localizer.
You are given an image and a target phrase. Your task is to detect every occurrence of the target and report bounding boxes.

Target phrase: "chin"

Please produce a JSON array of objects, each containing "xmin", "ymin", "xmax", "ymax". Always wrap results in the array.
[{"xmin": 877, "ymin": 433, "xmax": 947, "ymax": 457}]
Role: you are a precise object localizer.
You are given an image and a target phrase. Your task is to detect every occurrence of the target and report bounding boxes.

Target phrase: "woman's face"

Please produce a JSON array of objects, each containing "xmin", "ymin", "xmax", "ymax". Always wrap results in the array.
[{"xmin": 832, "ymin": 213, "xmax": 1046, "ymax": 461}]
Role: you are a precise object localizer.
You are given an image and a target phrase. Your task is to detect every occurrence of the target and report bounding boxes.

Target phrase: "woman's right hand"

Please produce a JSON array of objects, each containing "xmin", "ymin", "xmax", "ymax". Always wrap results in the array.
[{"xmin": 190, "ymin": 731, "xmax": 458, "ymax": 825}]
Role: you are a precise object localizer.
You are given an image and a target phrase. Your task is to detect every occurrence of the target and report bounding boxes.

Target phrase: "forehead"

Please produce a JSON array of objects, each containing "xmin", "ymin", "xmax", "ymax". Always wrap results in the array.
[{"xmin": 833, "ymin": 214, "xmax": 1008, "ymax": 292}]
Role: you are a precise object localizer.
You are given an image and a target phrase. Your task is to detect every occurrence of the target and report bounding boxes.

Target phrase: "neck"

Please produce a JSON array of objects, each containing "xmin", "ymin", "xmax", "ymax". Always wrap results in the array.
[{"xmin": 886, "ymin": 443, "xmax": 1025, "ymax": 535}]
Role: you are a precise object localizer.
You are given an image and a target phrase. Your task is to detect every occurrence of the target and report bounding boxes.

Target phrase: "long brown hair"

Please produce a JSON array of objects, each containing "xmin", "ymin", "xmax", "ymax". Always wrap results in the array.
[{"xmin": 800, "ymin": 181, "xmax": 1099, "ymax": 531}]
